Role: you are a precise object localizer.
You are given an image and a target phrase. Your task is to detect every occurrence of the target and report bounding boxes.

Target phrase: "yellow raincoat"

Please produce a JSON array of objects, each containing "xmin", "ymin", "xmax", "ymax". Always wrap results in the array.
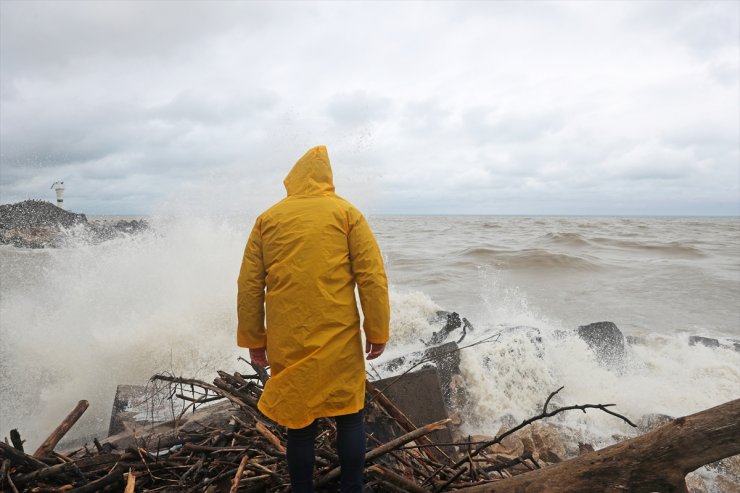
[{"xmin": 237, "ymin": 145, "xmax": 390, "ymax": 429}]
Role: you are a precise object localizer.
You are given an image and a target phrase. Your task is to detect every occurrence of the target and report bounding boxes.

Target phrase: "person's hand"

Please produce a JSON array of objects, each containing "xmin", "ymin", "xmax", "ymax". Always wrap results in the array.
[
  {"xmin": 249, "ymin": 347, "xmax": 268, "ymax": 367},
  {"xmin": 365, "ymin": 341, "xmax": 386, "ymax": 360}
]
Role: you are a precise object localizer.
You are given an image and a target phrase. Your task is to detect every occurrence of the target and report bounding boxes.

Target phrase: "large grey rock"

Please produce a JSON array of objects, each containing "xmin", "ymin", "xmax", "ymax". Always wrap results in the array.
[
  {"xmin": 626, "ymin": 335, "xmax": 647, "ymax": 346},
  {"xmin": 369, "ymin": 367, "xmax": 452, "ymax": 445},
  {"xmin": 689, "ymin": 336, "xmax": 720, "ymax": 349},
  {"xmin": 108, "ymin": 384, "xmax": 190, "ymax": 436},
  {"xmin": 374, "ymin": 341, "xmax": 463, "ymax": 408},
  {"xmin": 104, "ymin": 399, "xmax": 237, "ymax": 452},
  {"xmin": 576, "ymin": 321, "xmax": 625, "ymax": 368}
]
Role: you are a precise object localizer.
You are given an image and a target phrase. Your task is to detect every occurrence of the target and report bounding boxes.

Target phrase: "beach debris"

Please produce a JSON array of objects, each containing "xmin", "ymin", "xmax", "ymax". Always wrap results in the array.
[
  {"xmin": 452, "ymin": 398, "xmax": 740, "ymax": 493},
  {"xmin": 8, "ymin": 361, "xmax": 734, "ymax": 492},
  {"xmin": 2, "ymin": 320, "xmax": 737, "ymax": 493}
]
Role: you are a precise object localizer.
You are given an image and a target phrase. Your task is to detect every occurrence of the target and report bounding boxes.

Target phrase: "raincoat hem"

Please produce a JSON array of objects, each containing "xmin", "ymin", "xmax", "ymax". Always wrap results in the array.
[{"xmin": 257, "ymin": 400, "xmax": 365, "ymax": 430}]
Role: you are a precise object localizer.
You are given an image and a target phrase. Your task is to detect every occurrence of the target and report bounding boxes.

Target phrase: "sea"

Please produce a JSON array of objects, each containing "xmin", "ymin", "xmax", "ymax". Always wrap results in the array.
[{"xmin": 0, "ymin": 215, "xmax": 738, "ymax": 481}]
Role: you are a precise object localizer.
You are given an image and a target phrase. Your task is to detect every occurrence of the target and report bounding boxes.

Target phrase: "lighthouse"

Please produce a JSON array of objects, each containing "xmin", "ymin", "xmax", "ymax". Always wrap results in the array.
[{"xmin": 51, "ymin": 181, "xmax": 65, "ymax": 209}]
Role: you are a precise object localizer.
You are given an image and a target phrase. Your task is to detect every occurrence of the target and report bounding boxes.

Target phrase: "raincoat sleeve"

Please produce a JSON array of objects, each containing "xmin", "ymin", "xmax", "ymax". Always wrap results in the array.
[
  {"xmin": 348, "ymin": 209, "xmax": 390, "ymax": 344},
  {"xmin": 237, "ymin": 218, "xmax": 267, "ymax": 348}
]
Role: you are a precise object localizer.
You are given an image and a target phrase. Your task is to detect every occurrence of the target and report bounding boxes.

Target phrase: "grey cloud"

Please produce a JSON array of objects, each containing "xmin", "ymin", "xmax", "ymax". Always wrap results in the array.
[
  {"xmin": 623, "ymin": 2, "xmax": 739, "ymax": 58},
  {"xmin": 438, "ymin": 1, "xmax": 570, "ymax": 25},
  {"xmin": 0, "ymin": 1, "xmax": 284, "ymax": 77},
  {"xmin": 326, "ymin": 92, "xmax": 393, "ymax": 127},
  {"xmin": 1, "ymin": 1, "xmax": 738, "ymax": 216},
  {"xmin": 708, "ymin": 60, "xmax": 740, "ymax": 88},
  {"xmin": 461, "ymin": 107, "xmax": 564, "ymax": 145},
  {"xmin": 400, "ymin": 100, "xmax": 452, "ymax": 137},
  {"xmin": 153, "ymin": 90, "xmax": 279, "ymax": 125}
]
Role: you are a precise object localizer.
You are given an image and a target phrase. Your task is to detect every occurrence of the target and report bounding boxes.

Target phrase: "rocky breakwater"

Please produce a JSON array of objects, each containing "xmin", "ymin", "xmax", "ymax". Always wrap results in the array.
[{"xmin": 0, "ymin": 200, "xmax": 147, "ymax": 248}]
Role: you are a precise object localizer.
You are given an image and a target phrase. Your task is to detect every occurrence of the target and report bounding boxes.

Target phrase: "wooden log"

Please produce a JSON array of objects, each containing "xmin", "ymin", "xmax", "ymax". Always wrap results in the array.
[
  {"xmin": 367, "ymin": 464, "xmax": 432, "ymax": 493},
  {"xmin": 255, "ymin": 422, "xmax": 286, "ymax": 454},
  {"xmin": 455, "ymin": 398, "xmax": 740, "ymax": 493},
  {"xmin": 66, "ymin": 465, "xmax": 123, "ymax": 493},
  {"xmin": 183, "ymin": 444, "xmax": 252, "ymax": 453},
  {"xmin": 0, "ymin": 442, "xmax": 48, "ymax": 469},
  {"xmin": 213, "ymin": 377, "xmax": 260, "ymax": 409},
  {"xmin": 229, "ymin": 455, "xmax": 249, "ymax": 493},
  {"xmin": 13, "ymin": 460, "xmax": 81, "ymax": 486},
  {"xmin": 33, "ymin": 401, "xmax": 89, "ymax": 459}
]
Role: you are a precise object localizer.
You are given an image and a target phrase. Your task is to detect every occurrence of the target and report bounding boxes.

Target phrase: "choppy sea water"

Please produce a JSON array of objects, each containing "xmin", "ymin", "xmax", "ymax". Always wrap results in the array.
[{"xmin": 0, "ymin": 215, "xmax": 738, "ymax": 465}]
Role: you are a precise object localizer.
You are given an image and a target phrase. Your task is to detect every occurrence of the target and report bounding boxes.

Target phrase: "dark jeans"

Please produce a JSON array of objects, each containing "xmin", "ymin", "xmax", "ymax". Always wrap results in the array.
[{"xmin": 287, "ymin": 409, "xmax": 365, "ymax": 493}]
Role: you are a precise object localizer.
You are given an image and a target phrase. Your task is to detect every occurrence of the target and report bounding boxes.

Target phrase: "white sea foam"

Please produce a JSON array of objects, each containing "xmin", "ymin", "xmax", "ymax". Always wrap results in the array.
[{"xmin": 0, "ymin": 216, "xmax": 251, "ymax": 448}]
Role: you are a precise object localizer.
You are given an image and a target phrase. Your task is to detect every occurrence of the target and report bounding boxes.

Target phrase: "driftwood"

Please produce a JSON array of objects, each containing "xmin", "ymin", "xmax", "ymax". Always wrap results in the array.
[
  {"xmin": 0, "ymin": 443, "xmax": 48, "ymax": 469},
  {"xmin": 33, "ymin": 400, "xmax": 89, "ymax": 459},
  {"xmin": 456, "ymin": 398, "xmax": 740, "ymax": 493},
  {"xmin": 368, "ymin": 464, "xmax": 431, "ymax": 493}
]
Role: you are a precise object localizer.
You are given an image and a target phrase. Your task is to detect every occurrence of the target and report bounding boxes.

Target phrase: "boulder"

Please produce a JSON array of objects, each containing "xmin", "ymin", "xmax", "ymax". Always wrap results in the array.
[
  {"xmin": 685, "ymin": 473, "xmax": 709, "ymax": 493},
  {"xmin": 108, "ymin": 384, "xmax": 180, "ymax": 436},
  {"xmin": 425, "ymin": 311, "xmax": 462, "ymax": 345},
  {"xmin": 375, "ymin": 340, "xmax": 463, "ymax": 408},
  {"xmin": 527, "ymin": 423, "xmax": 567, "ymax": 463},
  {"xmin": 689, "ymin": 336, "xmax": 720, "ymax": 349},
  {"xmin": 370, "ymin": 367, "xmax": 452, "ymax": 445},
  {"xmin": 714, "ymin": 476, "xmax": 740, "ymax": 493},
  {"xmin": 487, "ymin": 423, "xmax": 567, "ymax": 465},
  {"xmin": 576, "ymin": 321, "xmax": 625, "ymax": 368},
  {"xmin": 625, "ymin": 335, "xmax": 647, "ymax": 346}
]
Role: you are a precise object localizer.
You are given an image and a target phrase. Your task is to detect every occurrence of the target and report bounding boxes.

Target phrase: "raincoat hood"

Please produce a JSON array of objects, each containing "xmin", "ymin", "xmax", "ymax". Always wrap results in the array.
[{"xmin": 283, "ymin": 145, "xmax": 335, "ymax": 196}]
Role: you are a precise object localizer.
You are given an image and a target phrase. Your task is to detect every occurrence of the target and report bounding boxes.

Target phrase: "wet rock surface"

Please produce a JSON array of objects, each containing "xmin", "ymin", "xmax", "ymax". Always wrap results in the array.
[
  {"xmin": 577, "ymin": 321, "xmax": 626, "ymax": 367},
  {"xmin": 0, "ymin": 200, "xmax": 147, "ymax": 248},
  {"xmin": 0, "ymin": 200, "xmax": 87, "ymax": 229},
  {"xmin": 637, "ymin": 413, "xmax": 675, "ymax": 433},
  {"xmin": 690, "ymin": 335, "xmax": 721, "ymax": 348}
]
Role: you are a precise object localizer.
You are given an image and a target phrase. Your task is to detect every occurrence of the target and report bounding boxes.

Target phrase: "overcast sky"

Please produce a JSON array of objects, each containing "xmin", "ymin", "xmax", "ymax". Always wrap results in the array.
[{"xmin": 1, "ymin": 1, "xmax": 738, "ymax": 216}]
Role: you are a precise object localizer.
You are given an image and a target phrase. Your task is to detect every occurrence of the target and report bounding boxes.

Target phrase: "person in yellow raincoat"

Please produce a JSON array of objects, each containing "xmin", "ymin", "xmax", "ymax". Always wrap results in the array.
[{"xmin": 237, "ymin": 145, "xmax": 390, "ymax": 493}]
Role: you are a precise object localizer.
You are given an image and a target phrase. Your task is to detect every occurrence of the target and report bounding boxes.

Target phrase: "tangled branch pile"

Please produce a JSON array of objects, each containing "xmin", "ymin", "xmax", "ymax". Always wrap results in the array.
[{"xmin": 2, "ymin": 365, "xmax": 738, "ymax": 492}]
